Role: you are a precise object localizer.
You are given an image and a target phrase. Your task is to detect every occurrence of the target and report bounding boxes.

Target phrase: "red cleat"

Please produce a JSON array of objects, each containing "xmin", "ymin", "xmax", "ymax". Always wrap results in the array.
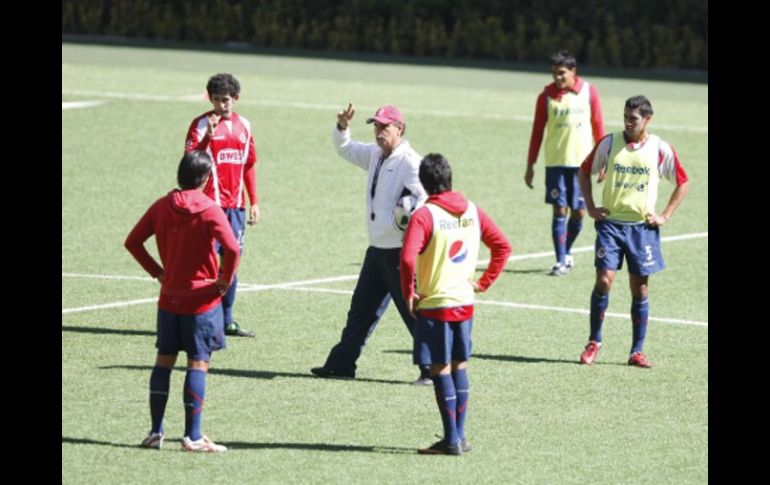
[
  {"xmin": 580, "ymin": 340, "xmax": 601, "ymax": 365},
  {"xmin": 628, "ymin": 352, "xmax": 652, "ymax": 368}
]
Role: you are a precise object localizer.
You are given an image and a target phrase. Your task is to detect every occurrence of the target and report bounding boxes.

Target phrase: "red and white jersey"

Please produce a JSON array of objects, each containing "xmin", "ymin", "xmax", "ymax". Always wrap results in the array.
[{"xmin": 185, "ymin": 111, "xmax": 258, "ymax": 209}]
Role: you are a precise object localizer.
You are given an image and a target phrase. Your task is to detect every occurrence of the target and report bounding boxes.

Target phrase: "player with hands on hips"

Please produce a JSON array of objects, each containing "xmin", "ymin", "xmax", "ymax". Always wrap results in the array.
[{"xmin": 577, "ymin": 95, "xmax": 689, "ymax": 369}]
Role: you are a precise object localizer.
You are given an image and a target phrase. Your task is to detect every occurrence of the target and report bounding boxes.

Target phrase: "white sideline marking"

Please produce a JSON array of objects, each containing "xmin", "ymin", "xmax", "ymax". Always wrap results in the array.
[
  {"xmin": 260, "ymin": 287, "xmax": 707, "ymax": 327},
  {"xmin": 62, "ymin": 298, "xmax": 157, "ymax": 314},
  {"xmin": 61, "ymin": 275, "xmax": 360, "ymax": 314},
  {"xmin": 475, "ymin": 300, "xmax": 707, "ymax": 326},
  {"xmin": 62, "ymin": 100, "xmax": 106, "ymax": 110},
  {"xmin": 60, "ymin": 231, "xmax": 709, "ymax": 284},
  {"xmin": 479, "ymin": 231, "xmax": 708, "ymax": 265},
  {"xmin": 62, "ymin": 231, "xmax": 708, "ymax": 324},
  {"xmin": 61, "ymin": 89, "xmax": 708, "ymax": 134},
  {"xmin": 62, "ymin": 273, "xmax": 156, "ymax": 281}
]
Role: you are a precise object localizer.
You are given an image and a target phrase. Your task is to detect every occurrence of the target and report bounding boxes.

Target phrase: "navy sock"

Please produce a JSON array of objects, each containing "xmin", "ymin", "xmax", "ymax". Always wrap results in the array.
[
  {"xmin": 432, "ymin": 374, "xmax": 458, "ymax": 445},
  {"xmin": 222, "ymin": 274, "xmax": 238, "ymax": 324},
  {"xmin": 183, "ymin": 369, "xmax": 207, "ymax": 441},
  {"xmin": 552, "ymin": 216, "xmax": 567, "ymax": 264},
  {"xmin": 149, "ymin": 366, "xmax": 171, "ymax": 434},
  {"xmin": 566, "ymin": 218, "xmax": 583, "ymax": 254},
  {"xmin": 631, "ymin": 298, "xmax": 649, "ymax": 353},
  {"xmin": 452, "ymin": 368, "xmax": 469, "ymax": 441},
  {"xmin": 590, "ymin": 289, "xmax": 609, "ymax": 342}
]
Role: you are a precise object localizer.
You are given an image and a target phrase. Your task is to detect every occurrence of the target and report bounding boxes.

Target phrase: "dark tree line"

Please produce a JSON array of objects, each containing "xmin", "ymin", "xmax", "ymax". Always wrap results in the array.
[{"xmin": 62, "ymin": 0, "xmax": 708, "ymax": 69}]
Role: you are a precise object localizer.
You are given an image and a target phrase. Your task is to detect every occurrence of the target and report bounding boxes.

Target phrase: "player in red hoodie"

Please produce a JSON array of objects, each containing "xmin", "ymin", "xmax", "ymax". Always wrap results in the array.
[
  {"xmin": 125, "ymin": 151, "xmax": 240, "ymax": 452},
  {"xmin": 400, "ymin": 153, "xmax": 512, "ymax": 455}
]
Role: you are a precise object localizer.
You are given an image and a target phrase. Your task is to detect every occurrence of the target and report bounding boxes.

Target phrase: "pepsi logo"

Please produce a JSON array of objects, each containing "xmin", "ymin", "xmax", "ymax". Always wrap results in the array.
[{"xmin": 449, "ymin": 240, "xmax": 467, "ymax": 263}]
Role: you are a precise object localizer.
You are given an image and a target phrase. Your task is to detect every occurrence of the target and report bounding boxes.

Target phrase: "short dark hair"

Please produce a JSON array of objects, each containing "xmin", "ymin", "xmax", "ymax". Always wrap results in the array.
[
  {"xmin": 625, "ymin": 95, "xmax": 654, "ymax": 117},
  {"xmin": 177, "ymin": 151, "xmax": 213, "ymax": 190},
  {"xmin": 419, "ymin": 153, "xmax": 452, "ymax": 195},
  {"xmin": 550, "ymin": 49, "xmax": 577, "ymax": 69},
  {"xmin": 206, "ymin": 73, "xmax": 241, "ymax": 97}
]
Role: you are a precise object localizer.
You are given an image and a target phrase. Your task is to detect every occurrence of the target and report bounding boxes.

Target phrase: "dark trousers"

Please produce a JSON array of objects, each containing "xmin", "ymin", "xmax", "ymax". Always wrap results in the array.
[{"xmin": 324, "ymin": 246, "xmax": 417, "ymax": 376}]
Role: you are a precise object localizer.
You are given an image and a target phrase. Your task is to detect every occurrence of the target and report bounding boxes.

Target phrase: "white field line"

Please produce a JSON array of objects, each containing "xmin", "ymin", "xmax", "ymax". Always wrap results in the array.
[
  {"xmin": 61, "ymin": 274, "xmax": 360, "ymax": 314},
  {"xmin": 60, "ymin": 283, "xmax": 708, "ymax": 326},
  {"xmin": 270, "ymin": 286, "xmax": 707, "ymax": 326},
  {"xmin": 62, "ymin": 273, "xmax": 156, "ymax": 281},
  {"xmin": 61, "ymin": 89, "xmax": 708, "ymax": 134},
  {"xmin": 62, "ymin": 100, "xmax": 106, "ymax": 110},
  {"xmin": 476, "ymin": 231, "xmax": 708, "ymax": 265},
  {"xmin": 62, "ymin": 298, "xmax": 157, "ymax": 314},
  {"xmin": 61, "ymin": 231, "xmax": 709, "ymax": 284},
  {"xmin": 62, "ymin": 231, "xmax": 708, "ymax": 324},
  {"xmin": 475, "ymin": 300, "xmax": 707, "ymax": 327}
]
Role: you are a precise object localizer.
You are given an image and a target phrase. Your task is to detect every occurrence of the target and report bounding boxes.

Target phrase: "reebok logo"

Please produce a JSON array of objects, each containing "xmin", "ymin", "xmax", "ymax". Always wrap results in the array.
[{"xmin": 613, "ymin": 163, "xmax": 650, "ymax": 175}]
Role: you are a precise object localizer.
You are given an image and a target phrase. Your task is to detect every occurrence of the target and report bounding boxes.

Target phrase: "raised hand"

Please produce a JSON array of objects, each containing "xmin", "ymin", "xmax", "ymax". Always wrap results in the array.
[
  {"xmin": 337, "ymin": 102, "xmax": 355, "ymax": 129},
  {"xmin": 207, "ymin": 113, "xmax": 221, "ymax": 136}
]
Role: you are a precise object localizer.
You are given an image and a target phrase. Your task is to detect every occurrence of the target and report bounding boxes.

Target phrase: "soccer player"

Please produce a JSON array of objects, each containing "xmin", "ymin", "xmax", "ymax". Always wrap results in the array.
[
  {"xmin": 185, "ymin": 73, "xmax": 258, "ymax": 337},
  {"xmin": 578, "ymin": 95, "xmax": 689, "ymax": 368},
  {"xmin": 311, "ymin": 103, "xmax": 432, "ymax": 384},
  {"xmin": 401, "ymin": 153, "xmax": 512, "ymax": 455},
  {"xmin": 125, "ymin": 151, "xmax": 240, "ymax": 452},
  {"xmin": 524, "ymin": 49, "xmax": 605, "ymax": 276}
]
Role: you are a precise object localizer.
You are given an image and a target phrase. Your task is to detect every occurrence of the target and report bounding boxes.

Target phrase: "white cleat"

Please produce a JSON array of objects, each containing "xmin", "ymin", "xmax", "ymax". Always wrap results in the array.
[{"xmin": 181, "ymin": 435, "xmax": 228, "ymax": 452}]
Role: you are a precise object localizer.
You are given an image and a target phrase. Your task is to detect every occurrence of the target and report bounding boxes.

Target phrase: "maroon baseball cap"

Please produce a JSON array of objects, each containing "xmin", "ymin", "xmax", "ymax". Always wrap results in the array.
[{"xmin": 366, "ymin": 105, "xmax": 404, "ymax": 125}]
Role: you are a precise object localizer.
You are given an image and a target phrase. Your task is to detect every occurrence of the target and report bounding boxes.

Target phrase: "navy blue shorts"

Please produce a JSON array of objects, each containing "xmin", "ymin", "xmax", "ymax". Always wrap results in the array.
[
  {"xmin": 156, "ymin": 304, "xmax": 226, "ymax": 361},
  {"xmin": 216, "ymin": 207, "xmax": 246, "ymax": 256},
  {"xmin": 594, "ymin": 220, "xmax": 666, "ymax": 276},
  {"xmin": 545, "ymin": 167, "xmax": 585, "ymax": 210},
  {"xmin": 414, "ymin": 316, "xmax": 473, "ymax": 366}
]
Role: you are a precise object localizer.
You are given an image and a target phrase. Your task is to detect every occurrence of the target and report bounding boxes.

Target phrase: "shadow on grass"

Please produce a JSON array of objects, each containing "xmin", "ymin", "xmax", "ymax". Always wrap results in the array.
[
  {"xmin": 62, "ymin": 436, "xmax": 142, "ymax": 449},
  {"xmin": 384, "ymin": 349, "xmax": 577, "ymax": 365},
  {"xmin": 62, "ymin": 325, "xmax": 154, "ymax": 336},
  {"xmin": 99, "ymin": 365, "xmax": 409, "ymax": 385},
  {"xmin": 473, "ymin": 353, "xmax": 580, "ymax": 365},
  {"xmin": 501, "ymin": 268, "xmax": 549, "ymax": 275},
  {"xmin": 62, "ymin": 435, "xmax": 414, "ymax": 454},
  {"xmin": 223, "ymin": 441, "xmax": 413, "ymax": 454}
]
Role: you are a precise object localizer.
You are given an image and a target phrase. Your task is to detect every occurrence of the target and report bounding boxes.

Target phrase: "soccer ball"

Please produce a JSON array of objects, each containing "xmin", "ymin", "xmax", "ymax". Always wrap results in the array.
[{"xmin": 393, "ymin": 193, "xmax": 419, "ymax": 231}]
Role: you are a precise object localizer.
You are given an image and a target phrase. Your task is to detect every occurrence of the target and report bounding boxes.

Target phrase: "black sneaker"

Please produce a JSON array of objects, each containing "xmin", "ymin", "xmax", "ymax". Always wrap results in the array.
[
  {"xmin": 418, "ymin": 438, "xmax": 462, "ymax": 456},
  {"xmin": 310, "ymin": 366, "xmax": 354, "ymax": 380},
  {"xmin": 225, "ymin": 322, "xmax": 255, "ymax": 337}
]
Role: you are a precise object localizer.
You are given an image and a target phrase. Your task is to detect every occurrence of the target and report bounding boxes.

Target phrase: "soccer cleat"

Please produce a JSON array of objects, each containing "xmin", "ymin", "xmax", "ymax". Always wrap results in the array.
[
  {"xmin": 412, "ymin": 376, "xmax": 433, "ymax": 386},
  {"xmin": 181, "ymin": 435, "xmax": 228, "ymax": 452},
  {"xmin": 564, "ymin": 254, "xmax": 574, "ymax": 269},
  {"xmin": 580, "ymin": 340, "xmax": 602, "ymax": 365},
  {"xmin": 628, "ymin": 351, "xmax": 653, "ymax": 368},
  {"xmin": 310, "ymin": 366, "xmax": 355, "ymax": 380},
  {"xmin": 460, "ymin": 439, "xmax": 473, "ymax": 453},
  {"xmin": 224, "ymin": 321, "xmax": 255, "ymax": 337},
  {"xmin": 412, "ymin": 368, "xmax": 434, "ymax": 386},
  {"xmin": 549, "ymin": 263, "xmax": 569, "ymax": 276},
  {"xmin": 140, "ymin": 432, "xmax": 164, "ymax": 449},
  {"xmin": 418, "ymin": 438, "xmax": 462, "ymax": 456}
]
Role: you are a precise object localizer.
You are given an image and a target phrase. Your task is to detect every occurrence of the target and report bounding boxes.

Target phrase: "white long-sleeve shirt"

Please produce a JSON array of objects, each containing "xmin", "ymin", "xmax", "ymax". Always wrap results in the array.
[{"xmin": 332, "ymin": 126, "xmax": 427, "ymax": 248}]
